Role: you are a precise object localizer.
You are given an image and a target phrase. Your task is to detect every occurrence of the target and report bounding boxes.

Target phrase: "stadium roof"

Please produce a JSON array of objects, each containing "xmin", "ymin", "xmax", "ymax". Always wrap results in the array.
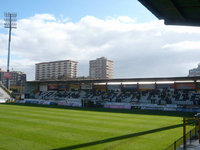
[
  {"xmin": 138, "ymin": 0, "xmax": 200, "ymax": 26},
  {"xmin": 27, "ymin": 76, "xmax": 200, "ymax": 84}
]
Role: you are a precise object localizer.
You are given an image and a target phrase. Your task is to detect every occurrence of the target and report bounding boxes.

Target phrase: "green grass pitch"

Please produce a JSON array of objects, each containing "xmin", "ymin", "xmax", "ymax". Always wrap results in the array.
[{"xmin": 0, "ymin": 103, "xmax": 194, "ymax": 150}]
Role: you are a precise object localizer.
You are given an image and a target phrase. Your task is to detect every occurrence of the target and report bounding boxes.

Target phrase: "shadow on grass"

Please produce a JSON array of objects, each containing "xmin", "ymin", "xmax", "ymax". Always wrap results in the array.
[
  {"xmin": 53, "ymin": 123, "xmax": 183, "ymax": 150},
  {"xmin": 0, "ymin": 103, "xmax": 195, "ymax": 118}
]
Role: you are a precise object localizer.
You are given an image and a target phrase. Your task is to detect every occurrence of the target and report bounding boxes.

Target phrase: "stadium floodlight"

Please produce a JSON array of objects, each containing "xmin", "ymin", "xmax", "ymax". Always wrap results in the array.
[{"xmin": 4, "ymin": 12, "xmax": 17, "ymax": 90}]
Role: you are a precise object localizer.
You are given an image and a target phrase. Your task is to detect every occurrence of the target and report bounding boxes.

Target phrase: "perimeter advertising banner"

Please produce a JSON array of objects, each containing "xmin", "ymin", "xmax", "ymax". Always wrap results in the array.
[
  {"xmin": 104, "ymin": 102, "xmax": 131, "ymax": 109},
  {"xmin": 58, "ymin": 100, "xmax": 82, "ymax": 107},
  {"xmin": 93, "ymin": 85, "xmax": 106, "ymax": 91},
  {"xmin": 69, "ymin": 84, "xmax": 80, "ymax": 90},
  {"xmin": 48, "ymin": 84, "xmax": 58, "ymax": 90},
  {"xmin": 176, "ymin": 83, "xmax": 195, "ymax": 90},
  {"xmin": 58, "ymin": 85, "xmax": 69, "ymax": 91},
  {"xmin": 157, "ymin": 84, "xmax": 174, "ymax": 89}
]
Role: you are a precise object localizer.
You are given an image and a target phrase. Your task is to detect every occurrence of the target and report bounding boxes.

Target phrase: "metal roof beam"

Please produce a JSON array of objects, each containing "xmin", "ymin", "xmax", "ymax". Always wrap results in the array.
[
  {"xmin": 138, "ymin": 0, "xmax": 163, "ymax": 19},
  {"xmin": 169, "ymin": 0, "xmax": 186, "ymax": 20}
]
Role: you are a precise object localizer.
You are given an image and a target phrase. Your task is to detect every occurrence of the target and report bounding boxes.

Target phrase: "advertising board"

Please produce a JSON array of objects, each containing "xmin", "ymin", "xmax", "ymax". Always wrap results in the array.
[{"xmin": 3, "ymin": 72, "xmax": 12, "ymax": 79}]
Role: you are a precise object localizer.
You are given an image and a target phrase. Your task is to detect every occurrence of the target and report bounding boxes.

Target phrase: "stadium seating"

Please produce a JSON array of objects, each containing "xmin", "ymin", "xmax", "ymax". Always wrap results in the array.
[
  {"xmin": 0, "ymin": 82, "xmax": 12, "ymax": 103},
  {"xmin": 29, "ymin": 87, "xmax": 200, "ymax": 107}
]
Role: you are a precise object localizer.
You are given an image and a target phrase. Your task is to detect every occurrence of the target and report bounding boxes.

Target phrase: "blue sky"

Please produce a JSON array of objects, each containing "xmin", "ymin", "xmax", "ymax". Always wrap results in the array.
[
  {"xmin": 0, "ymin": 0, "xmax": 156, "ymax": 22},
  {"xmin": 1, "ymin": 0, "xmax": 200, "ymax": 80}
]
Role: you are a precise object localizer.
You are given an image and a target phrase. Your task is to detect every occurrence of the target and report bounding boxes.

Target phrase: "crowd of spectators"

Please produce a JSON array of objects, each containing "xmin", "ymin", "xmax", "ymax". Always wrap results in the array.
[{"xmin": 33, "ymin": 88, "xmax": 200, "ymax": 106}]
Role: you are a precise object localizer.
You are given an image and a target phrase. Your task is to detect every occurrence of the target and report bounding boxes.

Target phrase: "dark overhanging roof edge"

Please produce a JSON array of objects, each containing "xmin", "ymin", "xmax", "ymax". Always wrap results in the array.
[{"xmin": 26, "ymin": 76, "xmax": 200, "ymax": 84}]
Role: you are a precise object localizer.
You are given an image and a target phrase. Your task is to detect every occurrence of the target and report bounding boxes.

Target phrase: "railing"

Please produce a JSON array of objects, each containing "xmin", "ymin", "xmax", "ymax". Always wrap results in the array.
[{"xmin": 165, "ymin": 126, "xmax": 198, "ymax": 150}]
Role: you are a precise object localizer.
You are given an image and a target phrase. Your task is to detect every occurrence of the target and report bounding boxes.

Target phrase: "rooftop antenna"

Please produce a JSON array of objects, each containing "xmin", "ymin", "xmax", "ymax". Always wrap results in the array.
[{"xmin": 4, "ymin": 12, "xmax": 17, "ymax": 90}]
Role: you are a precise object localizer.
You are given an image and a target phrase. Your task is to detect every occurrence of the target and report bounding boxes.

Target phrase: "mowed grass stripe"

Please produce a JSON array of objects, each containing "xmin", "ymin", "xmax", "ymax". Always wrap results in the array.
[
  {"xmin": 0, "ymin": 114, "xmax": 167, "ymax": 150},
  {"xmin": 0, "ymin": 108, "xmax": 182, "ymax": 135},
  {"xmin": 0, "ymin": 108, "xmax": 180, "ymax": 129},
  {"xmin": 0, "ymin": 112, "xmax": 169, "ymax": 141},
  {"xmin": 0, "ymin": 122, "xmax": 83, "ymax": 146},
  {"xmin": 0, "ymin": 116, "xmax": 128, "ymax": 138},
  {"xmin": 0, "ymin": 106, "xmax": 149, "ymax": 123},
  {"xmin": 0, "ymin": 107, "xmax": 161, "ymax": 124},
  {"xmin": 0, "ymin": 104, "xmax": 182, "ymax": 120},
  {"xmin": 0, "ymin": 105, "xmax": 181, "ymax": 126},
  {"xmin": 0, "ymin": 135, "xmax": 51, "ymax": 150},
  {"xmin": 0, "ymin": 104, "xmax": 187, "ymax": 150},
  {"xmin": 0, "ymin": 105, "xmax": 158, "ymax": 120},
  {"xmin": 0, "ymin": 105, "xmax": 183, "ymax": 138}
]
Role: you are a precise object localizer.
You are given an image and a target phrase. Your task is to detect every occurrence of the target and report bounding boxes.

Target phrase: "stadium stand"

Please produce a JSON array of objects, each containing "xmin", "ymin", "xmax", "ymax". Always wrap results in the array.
[
  {"xmin": 22, "ymin": 77, "xmax": 200, "ymax": 111},
  {"xmin": 21, "ymin": 86, "xmax": 200, "ymax": 112},
  {"xmin": 0, "ymin": 81, "xmax": 12, "ymax": 103}
]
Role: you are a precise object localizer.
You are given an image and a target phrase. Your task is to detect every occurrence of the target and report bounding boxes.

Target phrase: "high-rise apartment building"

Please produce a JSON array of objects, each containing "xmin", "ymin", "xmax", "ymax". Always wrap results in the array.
[
  {"xmin": 188, "ymin": 63, "xmax": 200, "ymax": 77},
  {"xmin": 89, "ymin": 57, "xmax": 113, "ymax": 79},
  {"xmin": 0, "ymin": 69, "xmax": 26, "ymax": 89},
  {"xmin": 35, "ymin": 60, "xmax": 78, "ymax": 80}
]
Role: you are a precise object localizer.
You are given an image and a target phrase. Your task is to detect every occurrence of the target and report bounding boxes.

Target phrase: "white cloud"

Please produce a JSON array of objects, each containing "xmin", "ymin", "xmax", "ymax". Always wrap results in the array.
[
  {"xmin": 163, "ymin": 41, "xmax": 200, "ymax": 51},
  {"xmin": 29, "ymin": 14, "xmax": 56, "ymax": 21},
  {"xmin": 1, "ymin": 14, "xmax": 200, "ymax": 80}
]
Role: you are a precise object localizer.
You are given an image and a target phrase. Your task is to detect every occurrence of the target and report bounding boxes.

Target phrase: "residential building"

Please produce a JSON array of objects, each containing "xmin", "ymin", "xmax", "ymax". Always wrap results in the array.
[
  {"xmin": 35, "ymin": 60, "xmax": 78, "ymax": 80},
  {"xmin": 188, "ymin": 63, "xmax": 200, "ymax": 77},
  {"xmin": 0, "ymin": 68, "xmax": 4, "ymax": 83},
  {"xmin": 0, "ymin": 69, "xmax": 26, "ymax": 86},
  {"xmin": 0, "ymin": 69, "xmax": 26, "ymax": 92},
  {"xmin": 89, "ymin": 57, "xmax": 113, "ymax": 79},
  {"xmin": 10, "ymin": 71, "xmax": 26, "ymax": 86}
]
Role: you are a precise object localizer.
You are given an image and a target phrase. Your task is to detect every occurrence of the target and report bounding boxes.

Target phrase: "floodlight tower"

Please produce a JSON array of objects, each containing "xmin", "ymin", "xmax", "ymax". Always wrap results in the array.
[{"xmin": 4, "ymin": 12, "xmax": 17, "ymax": 90}]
